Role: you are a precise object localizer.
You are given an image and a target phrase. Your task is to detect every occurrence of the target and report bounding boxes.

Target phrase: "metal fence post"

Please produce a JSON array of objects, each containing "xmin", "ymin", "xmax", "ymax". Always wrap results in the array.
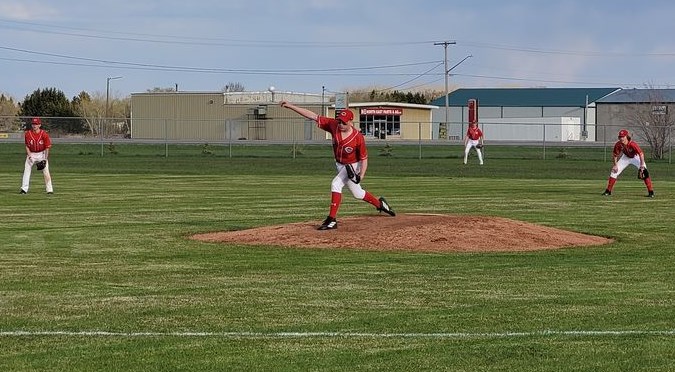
[
  {"xmin": 100, "ymin": 118, "xmax": 104, "ymax": 157},
  {"xmin": 418, "ymin": 122, "xmax": 422, "ymax": 159},
  {"xmin": 164, "ymin": 119, "xmax": 168, "ymax": 158},
  {"xmin": 542, "ymin": 122, "xmax": 546, "ymax": 160},
  {"xmin": 225, "ymin": 119, "xmax": 231, "ymax": 159},
  {"xmin": 602, "ymin": 124, "xmax": 607, "ymax": 163}
]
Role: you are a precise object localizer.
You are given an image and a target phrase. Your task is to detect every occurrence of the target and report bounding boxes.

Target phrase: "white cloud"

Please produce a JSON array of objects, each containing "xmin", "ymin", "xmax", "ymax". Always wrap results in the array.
[{"xmin": 0, "ymin": 1, "xmax": 59, "ymax": 20}]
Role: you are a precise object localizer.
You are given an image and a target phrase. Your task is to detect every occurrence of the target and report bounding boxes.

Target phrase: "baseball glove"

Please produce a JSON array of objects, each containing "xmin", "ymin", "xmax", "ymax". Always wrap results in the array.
[
  {"xmin": 476, "ymin": 144, "xmax": 484, "ymax": 149},
  {"xmin": 345, "ymin": 163, "xmax": 361, "ymax": 184},
  {"xmin": 638, "ymin": 168, "xmax": 649, "ymax": 180},
  {"xmin": 36, "ymin": 160, "xmax": 47, "ymax": 171}
]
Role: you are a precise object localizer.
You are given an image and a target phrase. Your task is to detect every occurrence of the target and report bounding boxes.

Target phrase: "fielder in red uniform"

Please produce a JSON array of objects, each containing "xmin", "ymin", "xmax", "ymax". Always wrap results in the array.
[
  {"xmin": 21, "ymin": 117, "xmax": 54, "ymax": 194},
  {"xmin": 602, "ymin": 129, "xmax": 654, "ymax": 197},
  {"xmin": 463, "ymin": 122, "xmax": 484, "ymax": 165},
  {"xmin": 280, "ymin": 101, "xmax": 395, "ymax": 230}
]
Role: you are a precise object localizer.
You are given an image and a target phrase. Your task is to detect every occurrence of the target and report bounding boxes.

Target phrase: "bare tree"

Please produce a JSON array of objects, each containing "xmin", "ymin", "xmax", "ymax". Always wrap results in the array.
[
  {"xmin": 346, "ymin": 86, "xmax": 445, "ymax": 104},
  {"xmin": 72, "ymin": 91, "xmax": 130, "ymax": 136},
  {"xmin": 0, "ymin": 93, "xmax": 20, "ymax": 131},
  {"xmin": 622, "ymin": 88, "xmax": 674, "ymax": 160},
  {"xmin": 147, "ymin": 87, "xmax": 177, "ymax": 93},
  {"xmin": 223, "ymin": 82, "xmax": 245, "ymax": 92},
  {"xmin": 72, "ymin": 91, "xmax": 102, "ymax": 135}
]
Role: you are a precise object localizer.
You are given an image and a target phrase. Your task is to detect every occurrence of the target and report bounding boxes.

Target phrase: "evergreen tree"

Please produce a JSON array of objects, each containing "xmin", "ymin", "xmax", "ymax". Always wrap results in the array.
[{"xmin": 19, "ymin": 87, "xmax": 85, "ymax": 133}]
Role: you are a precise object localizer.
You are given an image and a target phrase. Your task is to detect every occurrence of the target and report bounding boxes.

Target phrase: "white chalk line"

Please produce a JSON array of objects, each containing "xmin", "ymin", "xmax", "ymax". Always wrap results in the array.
[{"xmin": 1, "ymin": 330, "xmax": 674, "ymax": 338}]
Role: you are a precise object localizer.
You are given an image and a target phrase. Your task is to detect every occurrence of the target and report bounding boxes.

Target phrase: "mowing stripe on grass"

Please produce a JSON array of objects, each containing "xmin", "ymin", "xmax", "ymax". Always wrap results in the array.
[{"xmin": 1, "ymin": 330, "xmax": 673, "ymax": 338}]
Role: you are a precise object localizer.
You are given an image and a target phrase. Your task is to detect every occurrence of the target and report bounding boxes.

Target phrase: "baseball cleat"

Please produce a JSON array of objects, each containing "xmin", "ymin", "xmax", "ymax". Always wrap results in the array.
[
  {"xmin": 602, "ymin": 190, "xmax": 611, "ymax": 196},
  {"xmin": 377, "ymin": 197, "xmax": 396, "ymax": 216},
  {"xmin": 19, "ymin": 189, "xmax": 27, "ymax": 194},
  {"xmin": 646, "ymin": 191, "xmax": 654, "ymax": 198},
  {"xmin": 318, "ymin": 216, "xmax": 337, "ymax": 230}
]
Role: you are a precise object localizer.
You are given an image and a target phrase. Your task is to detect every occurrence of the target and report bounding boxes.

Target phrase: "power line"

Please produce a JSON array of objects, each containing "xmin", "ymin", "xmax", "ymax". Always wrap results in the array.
[
  {"xmin": 451, "ymin": 72, "xmax": 654, "ymax": 88},
  {"xmin": 5, "ymin": 19, "xmax": 674, "ymax": 57},
  {"xmin": 0, "ymin": 19, "xmax": 437, "ymax": 48},
  {"xmin": 459, "ymin": 41, "xmax": 675, "ymax": 57},
  {"xmin": 375, "ymin": 62, "xmax": 444, "ymax": 91},
  {"xmin": 2, "ymin": 18, "xmax": 671, "ymax": 89},
  {"xmin": 0, "ymin": 45, "xmax": 441, "ymax": 74}
]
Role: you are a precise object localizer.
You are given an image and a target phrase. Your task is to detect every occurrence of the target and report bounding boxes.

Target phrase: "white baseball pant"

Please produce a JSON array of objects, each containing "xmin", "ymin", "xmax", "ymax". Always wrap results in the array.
[
  {"xmin": 21, "ymin": 151, "xmax": 53, "ymax": 193},
  {"xmin": 331, "ymin": 162, "xmax": 366, "ymax": 199}
]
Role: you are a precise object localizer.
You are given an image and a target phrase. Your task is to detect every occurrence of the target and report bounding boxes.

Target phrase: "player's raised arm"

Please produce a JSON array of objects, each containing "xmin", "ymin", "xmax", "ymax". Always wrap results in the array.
[{"xmin": 280, "ymin": 101, "xmax": 319, "ymax": 121}]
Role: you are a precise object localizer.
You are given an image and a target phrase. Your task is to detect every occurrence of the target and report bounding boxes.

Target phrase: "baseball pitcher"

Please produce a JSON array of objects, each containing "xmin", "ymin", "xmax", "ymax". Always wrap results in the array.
[{"xmin": 280, "ymin": 101, "xmax": 395, "ymax": 230}]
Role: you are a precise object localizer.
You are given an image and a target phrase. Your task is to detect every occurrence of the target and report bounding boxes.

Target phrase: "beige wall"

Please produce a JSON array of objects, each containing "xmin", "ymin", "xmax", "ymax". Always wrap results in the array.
[
  {"xmin": 131, "ymin": 93, "xmax": 435, "ymax": 141},
  {"xmin": 328, "ymin": 106, "xmax": 434, "ymax": 140}
]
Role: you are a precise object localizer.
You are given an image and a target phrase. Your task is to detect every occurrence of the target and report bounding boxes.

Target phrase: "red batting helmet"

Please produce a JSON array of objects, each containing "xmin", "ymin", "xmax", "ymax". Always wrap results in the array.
[
  {"xmin": 31, "ymin": 117, "xmax": 42, "ymax": 125},
  {"xmin": 618, "ymin": 129, "xmax": 629, "ymax": 138}
]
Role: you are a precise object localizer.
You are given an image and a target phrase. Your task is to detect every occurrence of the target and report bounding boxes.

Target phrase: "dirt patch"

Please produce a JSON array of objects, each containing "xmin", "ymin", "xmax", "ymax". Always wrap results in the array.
[{"xmin": 191, "ymin": 214, "xmax": 613, "ymax": 253}]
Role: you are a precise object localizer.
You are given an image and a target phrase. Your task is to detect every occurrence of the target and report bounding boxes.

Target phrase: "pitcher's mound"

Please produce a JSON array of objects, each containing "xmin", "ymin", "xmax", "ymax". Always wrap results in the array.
[{"xmin": 191, "ymin": 214, "xmax": 612, "ymax": 253}]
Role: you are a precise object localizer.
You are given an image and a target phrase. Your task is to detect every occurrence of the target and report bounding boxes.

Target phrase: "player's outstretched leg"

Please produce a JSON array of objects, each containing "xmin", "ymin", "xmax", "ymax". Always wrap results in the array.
[{"xmin": 377, "ymin": 197, "xmax": 396, "ymax": 216}]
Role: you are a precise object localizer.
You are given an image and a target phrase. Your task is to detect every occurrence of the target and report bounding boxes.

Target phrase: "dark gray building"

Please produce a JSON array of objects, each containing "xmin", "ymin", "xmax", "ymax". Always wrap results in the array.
[
  {"xmin": 595, "ymin": 88, "xmax": 675, "ymax": 144},
  {"xmin": 431, "ymin": 88, "xmax": 619, "ymax": 141}
]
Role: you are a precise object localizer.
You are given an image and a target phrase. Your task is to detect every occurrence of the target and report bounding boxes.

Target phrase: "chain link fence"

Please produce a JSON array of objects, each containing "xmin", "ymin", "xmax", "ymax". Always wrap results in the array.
[{"xmin": 2, "ymin": 116, "xmax": 672, "ymax": 162}]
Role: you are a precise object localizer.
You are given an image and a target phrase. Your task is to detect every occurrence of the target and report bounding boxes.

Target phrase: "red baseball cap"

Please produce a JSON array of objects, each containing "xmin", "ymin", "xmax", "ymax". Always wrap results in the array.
[
  {"xmin": 337, "ymin": 110, "xmax": 354, "ymax": 123},
  {"xmin": 31, "ymin": 117, "xmax": 42, "ymax": 125},
  {"xmin": 618, "ymin": 129, "xmax": 629, "ymax": 138}
]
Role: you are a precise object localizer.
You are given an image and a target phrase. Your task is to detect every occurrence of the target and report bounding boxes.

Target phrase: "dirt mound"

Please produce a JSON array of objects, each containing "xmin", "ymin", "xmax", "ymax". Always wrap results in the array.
[{"xmin": 191, "ymin": 214, "xmax": 612, "ymax": 252}]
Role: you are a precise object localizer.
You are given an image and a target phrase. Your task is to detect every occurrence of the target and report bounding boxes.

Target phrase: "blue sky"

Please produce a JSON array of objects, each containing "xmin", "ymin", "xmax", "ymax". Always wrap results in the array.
[{"xmin": 1, "ymin": 0, "xmax": 674, "ymax": 101}]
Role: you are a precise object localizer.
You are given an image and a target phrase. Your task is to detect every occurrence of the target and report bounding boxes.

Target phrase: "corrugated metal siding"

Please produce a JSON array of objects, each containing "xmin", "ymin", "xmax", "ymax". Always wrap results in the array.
[
  {"xmin": 596, "ymin": 102, "xmax": 675, "ymax": 143},
  {"xmin": 400, "ymin": 108, "xmax": 433, "ymax": 139},
  {"xmin": 131, "ymin": 93, "xmax": 435, "ymax": 141},
  {"xmin": 173, "ymin": 94, "xmax": 226, "ymax": 140}
]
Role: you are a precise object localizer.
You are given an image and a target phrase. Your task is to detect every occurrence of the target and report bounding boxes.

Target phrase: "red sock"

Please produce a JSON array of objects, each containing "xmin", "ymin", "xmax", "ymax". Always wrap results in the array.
[
  {"xmin": 644, "ymin": 177, "xmax": 653, "ymax": 192},
  {"xmin": 607, "ymin": 177, "xmax": 616, "ymax": 192},
  {"xmin": 362, "ymin": 191, "xmax": 380, "ymax": 208},
  {"xmin": 329, "ymin": 192, "xmax": 342, "ymax": 218}
]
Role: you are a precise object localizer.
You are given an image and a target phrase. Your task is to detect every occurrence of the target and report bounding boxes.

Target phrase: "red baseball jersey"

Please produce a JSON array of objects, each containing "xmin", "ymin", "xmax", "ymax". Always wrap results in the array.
[
  {"xmin": 317, "ymin": 116, "xmax": 368, "ymax": 164},
  {"xmin": 613, "ymin": 139, "xmax": 642, "ymax": 158},
  {"xmin": 466, "ymin": 126, "xmax": 482, "ymax": 140},
  {"xmin": 25, "ymin": 129, "xmax": 52, "ymax": 153}
]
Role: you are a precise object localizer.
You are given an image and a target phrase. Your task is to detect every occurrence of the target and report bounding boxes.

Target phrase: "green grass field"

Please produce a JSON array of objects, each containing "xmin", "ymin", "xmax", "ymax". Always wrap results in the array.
[{"xmin": 1, "ymin": 143, "xmax": 673, "ymax": 371}]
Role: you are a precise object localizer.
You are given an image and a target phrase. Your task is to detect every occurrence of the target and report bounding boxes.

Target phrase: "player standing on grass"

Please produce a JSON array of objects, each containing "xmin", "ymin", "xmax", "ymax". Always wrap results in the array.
[
  {"xmin": 280, "ymin": 101, "xmax": 395, "ymax": 230},
  {"xmin": 463, "ymin": 121, "xmax": 484, "ymax": 165},
  {"xmin": 20, "ymin": 117, "xmax": 54, "ymax": 195},
  {"xmin": 602, "ymin": 129, "xmax": 654, "ymax": 197}
]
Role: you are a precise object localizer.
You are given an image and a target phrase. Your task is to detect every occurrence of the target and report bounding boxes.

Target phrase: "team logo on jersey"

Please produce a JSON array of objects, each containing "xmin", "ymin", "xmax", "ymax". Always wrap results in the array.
[{"xmin": 344, "ymin": 146, "xmax": 354, "ymax": 154}]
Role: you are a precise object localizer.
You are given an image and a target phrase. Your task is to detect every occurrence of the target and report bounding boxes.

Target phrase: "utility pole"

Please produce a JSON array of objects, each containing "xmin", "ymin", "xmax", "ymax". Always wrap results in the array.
[
  {"xmin": 104, "ymin": 76, "xmax": 122, "ymax": 156},
  {"xmin": 321, "ymin": 86, "xmax": 326, "ymax": 116},
  {"xmin": 106, "ymin": 76, "xmax": 123, "ymax": 120},
  {"xmin": 434, "ymin": 41, "xmax": 455, "ymax": 139}
]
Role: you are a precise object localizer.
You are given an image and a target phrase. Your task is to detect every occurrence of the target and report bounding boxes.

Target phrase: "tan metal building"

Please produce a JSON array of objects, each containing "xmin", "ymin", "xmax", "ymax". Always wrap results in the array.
[
  {"xmin": 130, "ymin": 92, "xmax": 437, "ymax": 141},
  {"xmin": 344, "ymin": 102, "xmax": 437, "ymax": 140}
]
